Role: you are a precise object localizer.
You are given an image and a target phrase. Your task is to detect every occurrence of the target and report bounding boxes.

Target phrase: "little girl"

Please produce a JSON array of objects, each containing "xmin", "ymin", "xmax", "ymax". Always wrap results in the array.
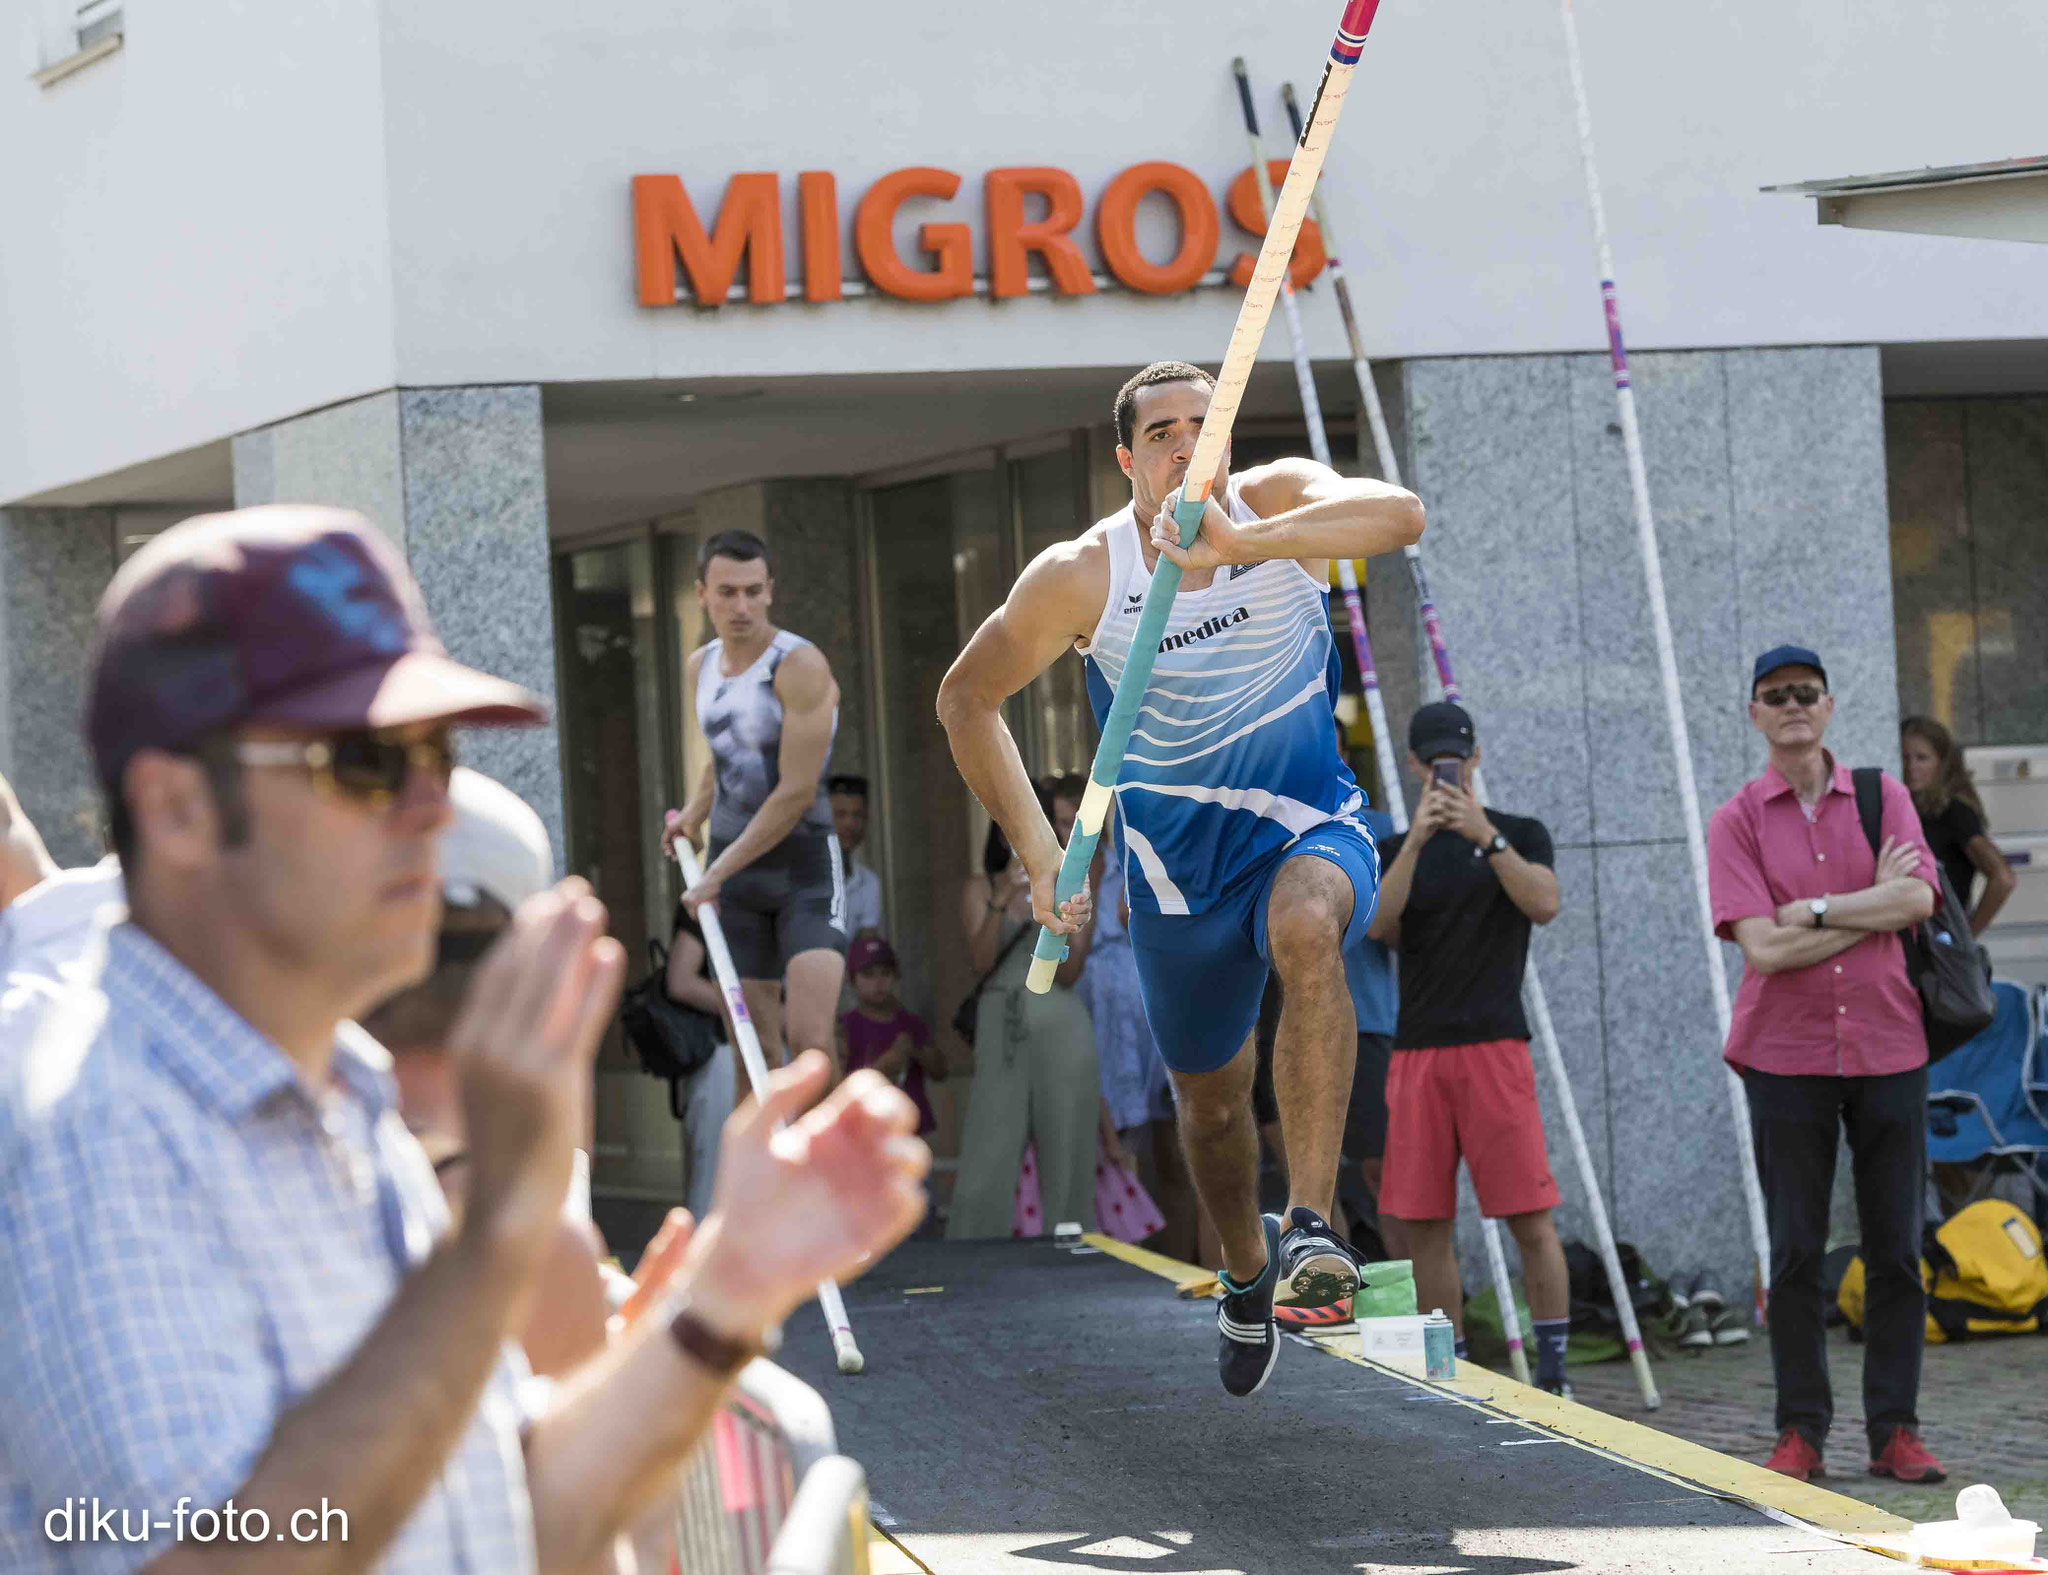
[{"xmin": 836, "ymin": 935, "xmax": 943, "ymax": 1134}]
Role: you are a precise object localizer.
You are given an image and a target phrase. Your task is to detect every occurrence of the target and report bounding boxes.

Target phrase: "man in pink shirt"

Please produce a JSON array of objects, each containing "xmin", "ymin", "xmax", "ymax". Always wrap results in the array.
[{"xmin": 1708, "ymin": 644, "xmax": 1944, "ymax": 1487}]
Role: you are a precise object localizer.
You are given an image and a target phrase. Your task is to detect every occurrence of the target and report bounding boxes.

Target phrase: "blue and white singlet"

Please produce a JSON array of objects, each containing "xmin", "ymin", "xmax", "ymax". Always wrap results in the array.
[{"xmin": 1079, "ymin": 482, "xmax": 1363, "ymax": 915}]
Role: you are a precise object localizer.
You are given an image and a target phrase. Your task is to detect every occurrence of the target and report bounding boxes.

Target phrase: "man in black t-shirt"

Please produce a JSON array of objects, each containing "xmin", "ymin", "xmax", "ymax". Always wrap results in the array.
[{"xmin": 1366, "ymin": 702, "xmax": 1575, "ymax": 1394}]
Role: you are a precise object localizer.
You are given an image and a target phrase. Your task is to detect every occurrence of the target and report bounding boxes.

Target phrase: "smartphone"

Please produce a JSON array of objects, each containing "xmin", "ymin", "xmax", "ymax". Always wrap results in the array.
[{"xmin": 1431, "ymin": 758, "xmax": 1462, "ymax": 789}]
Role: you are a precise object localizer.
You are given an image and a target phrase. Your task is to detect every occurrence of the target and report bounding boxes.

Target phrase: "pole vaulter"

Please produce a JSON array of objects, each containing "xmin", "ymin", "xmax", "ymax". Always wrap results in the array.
[
  {"xmin": 1277, "ymin": 77, "xmax": 1661, "ymax": 1410},
  {"xmin": 1025, "ymin": 0, "xmax": 1386, "ymax": 993},
  {"xmin": 1232, "ymin": 55, "xmax": 1532, "ymax": 1392}
]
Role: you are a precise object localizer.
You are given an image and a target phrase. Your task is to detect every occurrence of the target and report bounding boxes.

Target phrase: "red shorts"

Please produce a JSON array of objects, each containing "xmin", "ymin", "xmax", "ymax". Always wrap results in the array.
[{"xmin": 1380, "ymin": 1039, "xmax": 1561, "ymax": 1221}]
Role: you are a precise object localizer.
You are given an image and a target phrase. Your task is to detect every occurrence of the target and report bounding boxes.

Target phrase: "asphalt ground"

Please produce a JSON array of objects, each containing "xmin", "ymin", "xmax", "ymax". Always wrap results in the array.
[{"xmin": 779, "ymin": 1239, "xmax": 1900, "ymax": 1574}]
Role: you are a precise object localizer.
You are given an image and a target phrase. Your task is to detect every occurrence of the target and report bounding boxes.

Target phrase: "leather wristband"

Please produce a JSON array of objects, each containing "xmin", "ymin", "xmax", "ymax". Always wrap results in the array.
[{"xmin": 667, "ymin": 1304, "xmax": 766, "ymax": 1376}]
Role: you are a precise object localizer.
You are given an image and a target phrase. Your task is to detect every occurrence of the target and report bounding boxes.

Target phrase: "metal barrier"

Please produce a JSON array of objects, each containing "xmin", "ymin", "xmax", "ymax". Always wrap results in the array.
[{"xmin": 670, "ymin": 1358, "xmax": 870, "ymax": 1575}]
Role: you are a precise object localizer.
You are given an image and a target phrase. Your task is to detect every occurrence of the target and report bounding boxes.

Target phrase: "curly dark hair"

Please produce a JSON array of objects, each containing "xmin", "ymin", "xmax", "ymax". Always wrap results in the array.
[{"xmin": 1114, "ymin": 361, "xmax": 1216, "ymax": 450}]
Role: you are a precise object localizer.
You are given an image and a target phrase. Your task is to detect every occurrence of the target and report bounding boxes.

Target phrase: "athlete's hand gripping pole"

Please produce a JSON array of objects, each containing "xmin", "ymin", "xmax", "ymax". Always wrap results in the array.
[
  {"xmin": 674, "ymin": 839, "xmax": 865, "ymax": 1374},
  {"xmin": 1026, "ymin": 0, "xmax": 1386, "ymax": 993}
]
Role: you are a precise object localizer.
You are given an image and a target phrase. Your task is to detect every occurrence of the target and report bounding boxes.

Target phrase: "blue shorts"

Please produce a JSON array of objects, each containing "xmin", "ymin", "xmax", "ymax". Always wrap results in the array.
[{"xmin": 1127, "ymin": 818, "xmax": 1381, "ymax": 1076}]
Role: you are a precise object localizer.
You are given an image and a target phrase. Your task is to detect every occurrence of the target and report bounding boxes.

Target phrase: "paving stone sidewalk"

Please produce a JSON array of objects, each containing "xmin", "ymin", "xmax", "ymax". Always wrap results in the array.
[{"xmin": 1559, "ymin": 1324, "xmax": 2048, "ymax": 1526}]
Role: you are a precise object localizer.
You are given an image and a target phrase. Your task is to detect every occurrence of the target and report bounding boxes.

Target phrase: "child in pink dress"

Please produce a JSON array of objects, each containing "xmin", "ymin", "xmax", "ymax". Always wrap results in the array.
[{"xmin": 836, "ymin": 936, "xmax": 942, "ymax": 1134}]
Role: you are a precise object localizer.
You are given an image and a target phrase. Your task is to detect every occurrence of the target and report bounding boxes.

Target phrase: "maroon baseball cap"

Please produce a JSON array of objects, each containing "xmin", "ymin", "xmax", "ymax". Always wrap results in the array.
[
  {"xmin": 87, "ymin": 505, "xmax": 546, "ymax": 786},
  {"xmin": 846, "ymin": 936, "xmax": 898, "ymax": 974}
]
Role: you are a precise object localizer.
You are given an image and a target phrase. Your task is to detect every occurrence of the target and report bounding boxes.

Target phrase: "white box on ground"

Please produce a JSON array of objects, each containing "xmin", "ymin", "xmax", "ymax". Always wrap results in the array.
[{"xmin": 1357, "ymin": 1314, "xmax": 1429, "ymax": 1377}]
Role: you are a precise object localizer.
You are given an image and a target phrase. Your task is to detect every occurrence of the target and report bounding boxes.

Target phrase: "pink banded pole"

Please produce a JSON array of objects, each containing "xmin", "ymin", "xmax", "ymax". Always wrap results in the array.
[
  {"xmin": 1557, "ymin": 0, "xmax": 1771, "ymax": 1311},
  {"xmin": 1235, "ymin": 56, "xmax": 1527, "ymax": 1384},
  {"xmin": 1282, "ymin": 76, "xmax": 1660, "ymax": 1409}
]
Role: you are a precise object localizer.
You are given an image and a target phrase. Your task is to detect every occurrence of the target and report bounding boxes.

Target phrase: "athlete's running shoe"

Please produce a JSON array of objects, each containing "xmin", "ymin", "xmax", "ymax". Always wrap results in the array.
[
  {"xmin": 1217, "ymin": 1214, "xmax": 1283, "ymax": 1397},
  {"xmin": 1276, "ymin": 1206, "xmax": 1362, "ymax": 1308}
]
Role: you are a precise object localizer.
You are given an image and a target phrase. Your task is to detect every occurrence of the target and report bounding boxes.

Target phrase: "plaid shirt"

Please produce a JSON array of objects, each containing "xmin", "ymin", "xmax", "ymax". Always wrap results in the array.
[{"xmin": 0, "ymin": 923, "xmax": 538, "ymax": 1573}]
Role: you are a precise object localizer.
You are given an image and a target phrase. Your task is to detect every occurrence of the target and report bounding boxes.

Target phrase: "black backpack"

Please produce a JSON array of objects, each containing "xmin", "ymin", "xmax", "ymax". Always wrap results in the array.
[
  {"xmin": 1851, "ymin": 768, "xmax": 1996, "ymax": 1063},
  {"xmin": 617, "ymin": 939, "xmax": 724, "ymax": 1117}
]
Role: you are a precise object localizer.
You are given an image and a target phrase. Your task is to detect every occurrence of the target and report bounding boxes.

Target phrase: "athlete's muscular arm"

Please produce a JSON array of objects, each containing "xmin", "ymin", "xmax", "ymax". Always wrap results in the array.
[
  {"xmin": 690, "ymin": 646, "xmax": 840, "ymax": 904},
  {"xmin": 0, "ymin": 772, "xmax": 55, "ymax": 912},
  {"xmin": 1150, "ymin": 458, "xmax": 1423, "ymax": 582},
  {"xmin": 938, "ymin": 539, "xmax": 1104, "ymax": 937},
  {"xmin": 662, "ymin": 650, "xmax": 717, "ymax": 859}
]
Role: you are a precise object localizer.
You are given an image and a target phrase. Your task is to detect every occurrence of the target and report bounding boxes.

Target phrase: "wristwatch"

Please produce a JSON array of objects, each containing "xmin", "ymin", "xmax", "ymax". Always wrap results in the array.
[
  {"xmin": 1808, "ymin": 897, "xmax": 1829, "ymax": 929},
  {"xmin": 668, "ymin": 1303, "xmax": 774, "ymax": 1375},
  {"xmin": 1484, "ymin": 832, "xmax": 1510, "ymax": 857}
]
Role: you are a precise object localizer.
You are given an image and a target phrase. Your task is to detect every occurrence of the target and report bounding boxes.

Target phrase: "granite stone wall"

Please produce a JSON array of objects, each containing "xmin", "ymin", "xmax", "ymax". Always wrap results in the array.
[
  {"xmin": 235, "ymin": 387, "xmax": 564, "ymax": 859},
  {"xmin": 0, "ymin": 509, "xmax": 117, "ymax": 867},
  {"xmin": 1389, "ymin": 346, "xmax": 1896, "ymax": 1293}
]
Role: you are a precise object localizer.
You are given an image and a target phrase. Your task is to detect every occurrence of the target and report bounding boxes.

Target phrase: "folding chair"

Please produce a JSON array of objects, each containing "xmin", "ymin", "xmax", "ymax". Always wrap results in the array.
[{"xmin": 1927, "ymin": 981, "xmax": 2048, "ymax": 1228}]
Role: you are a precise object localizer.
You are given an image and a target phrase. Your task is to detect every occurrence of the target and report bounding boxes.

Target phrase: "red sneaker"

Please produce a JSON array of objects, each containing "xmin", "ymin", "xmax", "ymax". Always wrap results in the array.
[
  {"xmin": 1869, "ymin": 1426, "xmax": 1947, "ymax": 1483},
  {"xmin": 1764, "ymin": 1428, "xmax": 1825, "ymax": 1481},
  {"xmin": 1274, "ymin": 1299, "xmax": 1355, "ymax": 1333}
]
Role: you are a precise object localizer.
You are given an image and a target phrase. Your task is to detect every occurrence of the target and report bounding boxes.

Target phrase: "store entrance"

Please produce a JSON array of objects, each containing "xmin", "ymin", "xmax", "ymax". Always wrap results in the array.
[{"xmin": 553, "ymin": 435, "xmax": 1107, "ymax": 1219}]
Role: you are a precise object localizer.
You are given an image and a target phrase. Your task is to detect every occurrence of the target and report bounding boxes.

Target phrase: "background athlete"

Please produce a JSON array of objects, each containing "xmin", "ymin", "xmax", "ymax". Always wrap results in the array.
[
  {"xmin": 939, "ymin": 361, "xmax": 1425, "ymax": 1397},
  {"xmin": 663, "ymin": 529, "xmax": 847, "ymax": 1076}
]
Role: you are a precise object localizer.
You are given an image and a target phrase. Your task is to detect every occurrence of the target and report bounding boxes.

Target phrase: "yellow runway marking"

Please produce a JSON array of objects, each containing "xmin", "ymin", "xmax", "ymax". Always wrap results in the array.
[{"xmin": 1080, "ymin": 1232, "xmax": 1910, "ymax": 1541}]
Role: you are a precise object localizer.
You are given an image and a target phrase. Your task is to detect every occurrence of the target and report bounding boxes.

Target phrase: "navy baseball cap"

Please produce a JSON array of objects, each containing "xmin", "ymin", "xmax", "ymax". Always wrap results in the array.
[
  {"xmin": 1408, "ymin": 700, "xmax": 1475, "ymax": 760},
  {"xmin": 87, "ymin": 505, "xmax": 546, "ymax": 787},
  {"xmin": 1750, "ymin": 644, "xmax": 1828, "ymax": 695}
]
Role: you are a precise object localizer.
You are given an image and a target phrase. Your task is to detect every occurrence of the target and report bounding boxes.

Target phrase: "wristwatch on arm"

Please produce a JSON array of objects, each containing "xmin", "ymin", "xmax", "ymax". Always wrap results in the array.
[
  {"xmin": 1483, "ymin": 832, "xmax": 1510, "ymax": 857},
  {"xmin": 1808, "ymin": 897, "xmax": 1829, "ymax": 929}
]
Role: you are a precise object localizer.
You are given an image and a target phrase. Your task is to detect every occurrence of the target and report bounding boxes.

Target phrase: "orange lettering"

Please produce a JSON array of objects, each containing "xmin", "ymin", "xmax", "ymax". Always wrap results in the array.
[
  {"xmin": 1224, "ymin": 161, "xmax": 1326, "ymax": 291},
  {"xmin": 985, "ymin": 167, "xmax": 1096, "ymax": 298},
  {"xmin": 854, "ymin": 168, "xmax": 973, "ymax": 301},
  {"xmin": 799, "ymin": 171, "xmax": 841, "ymax": 303},
  {"xmin": 1096, "ymin": 162, "xmax": 1219, "ymax": 295},
  {"xmin": 633, "ymin": 173, "xmax": 785, "ymax": 307}
]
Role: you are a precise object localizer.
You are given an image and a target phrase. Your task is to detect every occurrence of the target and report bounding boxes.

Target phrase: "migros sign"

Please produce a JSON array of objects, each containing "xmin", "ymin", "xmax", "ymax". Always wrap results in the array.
[{"xmin": 632, "ymin": 163, "xmax": 1326, "ymax": 307}]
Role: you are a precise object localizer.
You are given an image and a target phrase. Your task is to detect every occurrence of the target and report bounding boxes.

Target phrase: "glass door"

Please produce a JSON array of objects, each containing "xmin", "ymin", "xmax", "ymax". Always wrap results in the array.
[{"xmin": 555, "ymin": 536, "xmax": 682, "ymax": 1203}]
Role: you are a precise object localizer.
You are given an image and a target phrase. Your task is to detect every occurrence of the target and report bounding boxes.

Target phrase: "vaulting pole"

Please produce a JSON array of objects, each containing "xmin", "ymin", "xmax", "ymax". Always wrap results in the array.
[
  {"xmin": 1555, "ymin": 0, "xmax": 1771, "ymax": 1311},
  {"xmin": 1236, "ymin": 55, "xmax": 1528, "ymax": 1389},
  {"xmin": 1281, "ymin": 80, "xmax": 1660, "ymax": 1408},
  {"xmin": 1027, "ymin": 0, "xmax": 1387, "ymax": 990}
]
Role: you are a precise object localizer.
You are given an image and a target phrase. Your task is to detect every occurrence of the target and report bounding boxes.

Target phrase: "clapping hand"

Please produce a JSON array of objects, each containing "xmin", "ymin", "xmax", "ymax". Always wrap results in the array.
[
  {"xmin": 674, "ymin": 1053, "xmax": 929, "ymax": 1343},
  {"xmin": 453, "ymin": 880, "xmax": 627, "ymax": 1277}
]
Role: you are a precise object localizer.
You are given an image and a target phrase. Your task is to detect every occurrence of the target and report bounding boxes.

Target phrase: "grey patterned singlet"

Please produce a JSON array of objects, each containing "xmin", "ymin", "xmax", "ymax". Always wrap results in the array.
[{"xmin": 696, "ymin": 629, "xmax": 837, "ymax": 852}]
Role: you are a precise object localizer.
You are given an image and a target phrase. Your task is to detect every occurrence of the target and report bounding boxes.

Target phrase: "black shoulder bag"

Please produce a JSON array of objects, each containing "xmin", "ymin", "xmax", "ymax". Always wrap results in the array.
[
  {"xmin": 618, "ymin": 939, "xmax": 725, "ymax": 1117},
  {"xmin": 951, "ymin": 920, "xmax": 1036, "ymax": 1043},
  {"xmin": 1850, "ymin": 767, "xmax": 1996, "ymax": 1063}
]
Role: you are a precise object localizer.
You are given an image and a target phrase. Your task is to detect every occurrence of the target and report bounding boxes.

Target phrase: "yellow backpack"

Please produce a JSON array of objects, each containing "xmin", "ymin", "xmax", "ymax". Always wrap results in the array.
[{"xmin": 1837, "ymin": 1200, "xmax": 2048, "ymax": 1343}]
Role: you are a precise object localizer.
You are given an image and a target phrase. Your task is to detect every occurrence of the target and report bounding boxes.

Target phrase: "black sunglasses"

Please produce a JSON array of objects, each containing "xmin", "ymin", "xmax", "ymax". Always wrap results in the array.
[
  {"xmin": 235, "ymin": 728, "xmax": 458, "ymax": 808},
  {"xmin": 1755, "ymin": 683, "xmax": 1826, "ymax": 709}
]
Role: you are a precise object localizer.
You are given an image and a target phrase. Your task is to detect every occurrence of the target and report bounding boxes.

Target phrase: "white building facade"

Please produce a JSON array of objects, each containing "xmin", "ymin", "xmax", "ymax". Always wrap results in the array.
[{"xmin": 6, "ymin": 0, "xmax": 2045, "ymax": 1275}]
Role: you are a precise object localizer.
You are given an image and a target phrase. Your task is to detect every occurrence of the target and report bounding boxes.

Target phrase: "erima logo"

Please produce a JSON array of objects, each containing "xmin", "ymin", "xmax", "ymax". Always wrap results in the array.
[
  {"xmin": 1229, "ymin": 560, "xmax": 1260, "ymax": 580},
  {"xmin": 1158, "ymin": 607, "xmax": 1251, "ymax": 653},
  {"xmin": 1121, "ymin": 592, "xmax": 1146, "ymax": 614}
]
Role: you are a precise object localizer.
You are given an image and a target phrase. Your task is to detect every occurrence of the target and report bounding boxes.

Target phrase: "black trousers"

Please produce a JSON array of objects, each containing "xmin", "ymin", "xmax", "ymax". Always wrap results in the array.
[{"xmin": 1743, "ymin": 1065, "xmax": 1927, "ymax": 1451}]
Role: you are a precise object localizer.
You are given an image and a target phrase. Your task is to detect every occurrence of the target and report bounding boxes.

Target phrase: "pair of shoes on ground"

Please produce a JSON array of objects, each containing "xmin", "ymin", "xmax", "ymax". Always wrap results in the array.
[
  {"xmin": 1765, "ymin": 1425, "xmax": 1946, "ymax": 1484},
  {"xmin": 1218, "ymin": 1207, "xmax": 1360, "ymax": 1396},
  {"xmin": 1668, "ymin": 1271, "xmax": 1749, "ymax": 1348}
]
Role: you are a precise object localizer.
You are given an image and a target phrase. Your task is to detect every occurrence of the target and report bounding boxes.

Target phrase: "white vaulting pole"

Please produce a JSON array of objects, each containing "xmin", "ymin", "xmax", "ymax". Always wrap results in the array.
[
  {"xmin": 1279, "ymin": 79, "xmax": 1654, "ymax": 1406},
  {"xmin": 1027, "ymin": 0, "xmax": 1388, "ymax": 992},
  {"xmin": 1234, "ymin": 56, "xmax": 1528, "ymax": 1389},
  {"xmin": 1557, "ymin": 0, "xmax": 1770, "ymax": 1311},
  {"xmin": 675, "ymin": 841, "xmax": 865, "ymax": 1374}
]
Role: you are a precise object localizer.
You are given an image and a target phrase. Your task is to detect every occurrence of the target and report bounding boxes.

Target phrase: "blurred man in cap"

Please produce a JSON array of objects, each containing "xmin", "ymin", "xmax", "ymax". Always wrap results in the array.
[
  {"xmin": 0, "ymin": 505, "xmax": 928, "ymax": 1572},
  {"xmin": 363, "ymin": 765, "xmax": 615, "ymax": 1381},
  {"xmin": 1367, "ymin": 701, "xmax": 1573, "ymax": 1394}
]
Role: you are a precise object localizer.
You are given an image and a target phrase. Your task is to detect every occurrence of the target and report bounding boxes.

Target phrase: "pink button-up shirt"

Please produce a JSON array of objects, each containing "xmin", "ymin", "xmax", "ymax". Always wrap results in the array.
[{"xmin": 1707, "ymin": 756, "xmax": 1937, "ymax": 1077}]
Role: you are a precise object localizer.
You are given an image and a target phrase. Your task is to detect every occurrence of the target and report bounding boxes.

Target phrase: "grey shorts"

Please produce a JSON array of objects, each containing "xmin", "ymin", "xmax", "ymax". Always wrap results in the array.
[{"xmin": 706, "ymin": 829, "xmax": 848, "ymax": 980}]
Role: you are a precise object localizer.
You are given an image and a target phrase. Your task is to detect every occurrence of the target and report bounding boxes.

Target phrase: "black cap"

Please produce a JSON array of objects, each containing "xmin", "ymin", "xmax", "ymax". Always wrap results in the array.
[
  {"xmin": 1408, "ymin": 701, "xmax": 1475, "ymax": 761},
  {"xmin": 1751, "ymin": 644, "xmax": 1827, "ymax": 695}
]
